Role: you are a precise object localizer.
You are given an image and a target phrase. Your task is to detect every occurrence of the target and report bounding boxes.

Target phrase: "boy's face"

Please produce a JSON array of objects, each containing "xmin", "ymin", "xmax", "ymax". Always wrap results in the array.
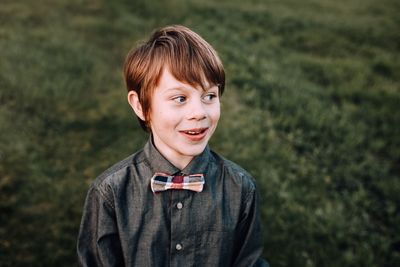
[{"xmin": 148, "ymin": 68, "xmax": 220, "ymax": 169}]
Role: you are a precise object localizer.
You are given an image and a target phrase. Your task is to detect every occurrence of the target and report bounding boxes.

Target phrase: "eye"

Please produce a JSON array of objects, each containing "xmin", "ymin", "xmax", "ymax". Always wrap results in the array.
[
  {"xmin": 203, "ymin": 93, "xmax": 218, "ymax": 103},
  {"xmin": 173, "ymin": 95, "xmax": 186, "ymax": 103}
]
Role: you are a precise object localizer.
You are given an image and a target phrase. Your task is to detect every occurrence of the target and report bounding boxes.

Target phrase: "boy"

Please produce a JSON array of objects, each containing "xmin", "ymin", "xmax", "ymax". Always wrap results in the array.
[{"xmin": 77, "ymin": 25, "xmax": 268, "ymax": 267}]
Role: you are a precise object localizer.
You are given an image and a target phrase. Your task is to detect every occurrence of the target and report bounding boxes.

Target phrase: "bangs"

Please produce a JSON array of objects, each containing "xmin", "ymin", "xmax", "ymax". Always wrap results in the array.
[{"xmin": 149, "ymin": 26, "xmax": 225, "ymax": 93}]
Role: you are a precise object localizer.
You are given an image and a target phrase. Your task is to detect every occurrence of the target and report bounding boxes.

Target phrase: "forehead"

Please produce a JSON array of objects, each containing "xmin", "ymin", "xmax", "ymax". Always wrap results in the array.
[{"xmin": 155, "ymin": 67, "xmax": 214, "ymax": 92}]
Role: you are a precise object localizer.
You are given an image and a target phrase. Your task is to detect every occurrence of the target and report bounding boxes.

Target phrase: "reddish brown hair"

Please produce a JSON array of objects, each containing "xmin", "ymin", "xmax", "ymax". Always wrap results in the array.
[{"xmin": 123, "ymin": 25, "xmax": 225, "ymax": 131}]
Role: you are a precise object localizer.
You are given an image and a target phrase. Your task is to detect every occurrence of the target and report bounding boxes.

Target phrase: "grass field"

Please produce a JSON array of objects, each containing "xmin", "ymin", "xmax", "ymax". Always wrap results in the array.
[{"xmin": 1, "ymin": 0, "xmax": 399, "ymax": 266}]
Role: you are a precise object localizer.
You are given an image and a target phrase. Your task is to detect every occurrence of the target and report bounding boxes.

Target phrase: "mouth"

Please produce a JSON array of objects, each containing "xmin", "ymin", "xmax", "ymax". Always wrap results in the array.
[{"xmin": 179, "ymin": 128, "xmax": 209, "ymax": 141}]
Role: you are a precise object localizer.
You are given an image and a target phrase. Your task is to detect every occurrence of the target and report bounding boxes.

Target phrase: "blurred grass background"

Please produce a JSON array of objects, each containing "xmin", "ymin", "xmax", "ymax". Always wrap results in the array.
[{"xmin": 0, "ymin": 0, "xmax": 399, "ymax": 266}]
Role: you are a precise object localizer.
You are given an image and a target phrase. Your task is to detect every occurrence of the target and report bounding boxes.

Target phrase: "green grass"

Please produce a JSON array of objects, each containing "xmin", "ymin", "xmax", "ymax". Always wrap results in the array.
[{"xmin": 1, "ymin": 0, "xmax": 399, "ymax": 266}]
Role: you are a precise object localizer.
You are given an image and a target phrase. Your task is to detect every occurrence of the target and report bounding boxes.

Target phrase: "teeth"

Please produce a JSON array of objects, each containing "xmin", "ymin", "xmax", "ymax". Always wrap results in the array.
[
  {"xmin": 182, "ymin": 129, "xmax": 207, "ymax": 135},
  {"xmin": 185, "ymin": 130, "xmax": 204, "ymax": 135}
]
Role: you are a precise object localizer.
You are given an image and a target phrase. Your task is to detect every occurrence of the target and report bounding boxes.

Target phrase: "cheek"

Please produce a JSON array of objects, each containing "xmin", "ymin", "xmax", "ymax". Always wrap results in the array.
[
  {"xmin": 151, "ymin": 109, "xmax": 181, "ymax": 129},
  {"xmin": 211, "ymin": 106, "xmax": 221, "ymax": 124}
]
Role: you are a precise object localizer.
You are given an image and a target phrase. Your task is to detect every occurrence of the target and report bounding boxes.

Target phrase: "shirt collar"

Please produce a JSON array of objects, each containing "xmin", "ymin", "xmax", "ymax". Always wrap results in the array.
[{"xmin": 143, "ymin": 135, "xmax": 211, "ymax": 176}]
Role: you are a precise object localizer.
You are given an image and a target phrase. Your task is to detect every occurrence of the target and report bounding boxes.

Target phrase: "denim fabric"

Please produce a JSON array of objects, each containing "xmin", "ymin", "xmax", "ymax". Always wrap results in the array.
[{"xmin": 77, "ymin": 138, "xmax": 269, "ymax": 267}]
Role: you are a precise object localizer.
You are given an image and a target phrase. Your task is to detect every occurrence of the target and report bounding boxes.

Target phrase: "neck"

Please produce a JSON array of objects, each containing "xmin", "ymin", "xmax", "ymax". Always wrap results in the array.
[
  {"xmin": 150, "ymin": 134, "xmax": 194, "ymax": 170},
  {"xmin": 166, "ymin": 155, "xmax": 193, "ymax": 170}
]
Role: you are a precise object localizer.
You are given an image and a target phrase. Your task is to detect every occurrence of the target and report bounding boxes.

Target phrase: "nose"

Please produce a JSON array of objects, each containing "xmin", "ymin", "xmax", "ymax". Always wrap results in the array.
[{"xmin": 188, "ymin": 99, "xmax": 207, "ymax": 121}]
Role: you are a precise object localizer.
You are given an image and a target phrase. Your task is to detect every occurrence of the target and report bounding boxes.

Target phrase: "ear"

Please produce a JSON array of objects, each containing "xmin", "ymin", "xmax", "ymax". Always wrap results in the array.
[{"xmin": 127, "ymin": 91, "xmax": 145, "ymax": 121}]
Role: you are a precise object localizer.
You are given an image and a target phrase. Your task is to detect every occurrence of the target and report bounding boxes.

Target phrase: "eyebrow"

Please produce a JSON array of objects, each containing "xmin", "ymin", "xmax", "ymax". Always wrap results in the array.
[{"xmin": 164, "ymin": 84, "xmax": 218, "ymax": 93}]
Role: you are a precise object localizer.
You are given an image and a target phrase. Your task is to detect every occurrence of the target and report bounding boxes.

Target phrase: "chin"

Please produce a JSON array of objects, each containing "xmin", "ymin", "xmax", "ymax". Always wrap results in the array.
[{"xmin": 180, "ymin": 143, "xmax": 208, "ymax": 157}]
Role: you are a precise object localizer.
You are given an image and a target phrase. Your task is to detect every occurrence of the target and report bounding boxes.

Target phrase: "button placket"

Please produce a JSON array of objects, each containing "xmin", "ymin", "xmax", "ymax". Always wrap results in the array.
[{"xmin": 170, "ymin": 190, "xmax": 186, "ymax": 265}]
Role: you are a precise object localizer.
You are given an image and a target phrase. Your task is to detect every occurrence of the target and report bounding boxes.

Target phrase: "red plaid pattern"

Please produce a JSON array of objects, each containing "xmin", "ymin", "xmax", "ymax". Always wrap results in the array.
[{"xmin": 150, "ymin": 172, "xmax": 205, "ymax": 193}]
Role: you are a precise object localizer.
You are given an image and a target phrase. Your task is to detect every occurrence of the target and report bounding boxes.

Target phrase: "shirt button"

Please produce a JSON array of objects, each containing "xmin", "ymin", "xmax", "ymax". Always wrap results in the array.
[
  {"xmin": 176, "ymin": 243, "xmax": 183, "ymax": 251},
  {"xmin": 176, "ymin": 202, "xmax": 183, "ymax": 209}
]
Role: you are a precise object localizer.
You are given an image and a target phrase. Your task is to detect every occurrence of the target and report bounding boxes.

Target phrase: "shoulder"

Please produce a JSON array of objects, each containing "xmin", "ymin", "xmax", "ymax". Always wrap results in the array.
[
  {"xmin": 89, "ymin": 148, "xmax": 146, "ymax": 202},
  {"xmin": 210, "ymin": 150, "xmax": 257, "ymax": 197}
]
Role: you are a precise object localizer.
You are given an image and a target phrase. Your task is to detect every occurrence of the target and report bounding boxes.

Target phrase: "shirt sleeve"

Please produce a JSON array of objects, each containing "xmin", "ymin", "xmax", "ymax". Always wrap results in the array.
[
  {"xmin": 232, "ymin": 184, "xmax": 270, "ymax": 267},
  {"xmin": 77, "ymin": 186, "xmax": 124, "ymax": 267}
]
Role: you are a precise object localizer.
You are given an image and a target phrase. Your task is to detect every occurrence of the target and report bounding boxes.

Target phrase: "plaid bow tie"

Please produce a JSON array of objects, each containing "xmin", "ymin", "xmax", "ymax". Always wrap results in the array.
[{"xmin": 150, "ymin": 172, "xmax": 205, "ymax": 193}]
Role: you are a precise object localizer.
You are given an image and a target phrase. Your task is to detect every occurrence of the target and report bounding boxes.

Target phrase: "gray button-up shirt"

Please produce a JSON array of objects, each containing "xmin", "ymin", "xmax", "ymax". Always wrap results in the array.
[{"xmin": 77, "ymin": 138, "xmax": 268, "ymax": 267}]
